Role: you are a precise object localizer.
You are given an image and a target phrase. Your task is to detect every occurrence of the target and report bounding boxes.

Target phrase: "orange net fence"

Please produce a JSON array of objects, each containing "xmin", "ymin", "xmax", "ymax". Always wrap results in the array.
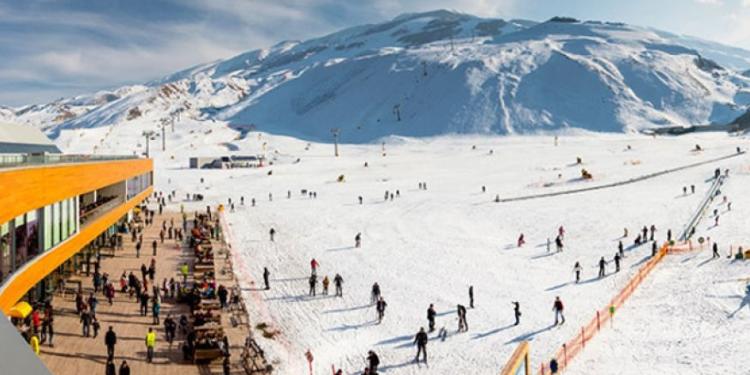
[{"xmin": 537, "ymin": 243, "xmax": 670, "ymax": 375}]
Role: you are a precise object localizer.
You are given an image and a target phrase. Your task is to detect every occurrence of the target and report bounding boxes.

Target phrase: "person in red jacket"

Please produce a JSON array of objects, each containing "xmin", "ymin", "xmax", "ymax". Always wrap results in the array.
[
  {"xmin": 310, "ymin": 258, "xmax": 319, "ymax": 276},
  {"xmin": 553, "ymin": 296, "xmax": 565, "ymax": 325}
]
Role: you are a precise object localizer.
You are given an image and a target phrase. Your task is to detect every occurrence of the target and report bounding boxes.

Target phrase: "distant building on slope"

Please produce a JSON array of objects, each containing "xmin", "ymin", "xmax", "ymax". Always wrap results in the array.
[{"xmin": 189, "ymin": 155, "xmax": 265, "ymax": 169}]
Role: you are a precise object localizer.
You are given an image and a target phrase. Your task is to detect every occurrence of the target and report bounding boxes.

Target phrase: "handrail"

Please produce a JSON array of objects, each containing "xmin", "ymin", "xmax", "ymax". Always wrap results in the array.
[{"xmin": 0, "ymin": 153, "xmax": 140, "ymax": 169}]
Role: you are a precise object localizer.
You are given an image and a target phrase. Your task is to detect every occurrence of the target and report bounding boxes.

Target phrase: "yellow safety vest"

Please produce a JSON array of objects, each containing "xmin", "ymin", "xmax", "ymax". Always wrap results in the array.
[{"xmin": 146, "ymin": 332, "xmax": 156, "ymax": 347}]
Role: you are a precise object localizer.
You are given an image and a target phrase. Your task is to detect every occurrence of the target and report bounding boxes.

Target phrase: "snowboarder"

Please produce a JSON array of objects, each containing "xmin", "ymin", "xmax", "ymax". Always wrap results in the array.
[
  {"xmin": 263, "ymin": 267, "xmax": 270, "ymax": 290},
  {"xmin": 598, "ymin": 257, "xmax": 608, "ymax": 278},
  {"xmin": 414, "ymin": 327, "xmax": 428, "ymax": 363},
  {"xmin": 469, "ymin": 286, "xmax": 474, "ymax": 308},
  {"xmin": 517, "ymin": 234, "xmax": 525, "ymax": 247},
  {"xmin": 614, "ymin": 253, "xmax": 621, "ymax": 272},
  {"xmin": 376, "ymin": 297, "xmax": 387, "ymax": 323},
  {"xmin": 573, "ymin": 262, "xmax": 582, "ymax": 283},
  {"xmin": 457, "ymin": 304, "xmax": 468, "ymax": 332},
  {"xmin": 553, "ymin": 297, "xmax": 565, "ymax": 325},
  {"xmin": 334, "ymin": 274, "xmax": 343, "ymax": 297},
  {"xmin": 308, "ymin": 275, "xmax": 317, "ymax": 296},
  {"xmin": 269, "ymin": 228, "xmax": 275, "ymax": 241},
  {"xmin": 513, "ymin": 301, "xmax": 521, "ymax": 325},
  {"xmin": 427, "ymin": 304, "xmax": 436, "ymax": 332},
  {"xmin": 371, "ymin": 283, "xmax": 381, "ymax": 304},
  {"xmin": 355, "ymin": 233, "xmax": 362, "ymax": 248}
]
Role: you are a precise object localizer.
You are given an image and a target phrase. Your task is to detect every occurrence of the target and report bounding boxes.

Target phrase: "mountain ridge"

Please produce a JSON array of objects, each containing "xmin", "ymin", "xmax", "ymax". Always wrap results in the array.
[{"xmin": 4, "ymin": 10, "xmax": 750, "ymax": 150}]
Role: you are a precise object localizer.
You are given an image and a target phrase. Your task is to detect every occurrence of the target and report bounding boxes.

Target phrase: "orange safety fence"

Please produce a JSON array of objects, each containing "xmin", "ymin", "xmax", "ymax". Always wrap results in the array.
[{"xmin": 537, "ymin": 243, "xmax": 670, "ymax": 375}]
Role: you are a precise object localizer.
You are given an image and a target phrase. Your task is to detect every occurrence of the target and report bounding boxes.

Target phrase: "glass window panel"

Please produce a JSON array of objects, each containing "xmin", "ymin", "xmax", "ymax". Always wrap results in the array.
[
  {"xmin": 69, "ymin": 198, "xmax": 76, "ymax": 234},
  {"xmin": 0, "ymin": 222, "xmax": 10, "ymax": 283},
  {"xmin": 44, "ymin": 205, "xmax": 52, "ymax": 250},
  {"xmin": 52, "ymin": 202, "xmax": 60, "ymax": 245},
  {"xmin": 61, "ymin": 199, "xmax": 69, "ymax": 239}
]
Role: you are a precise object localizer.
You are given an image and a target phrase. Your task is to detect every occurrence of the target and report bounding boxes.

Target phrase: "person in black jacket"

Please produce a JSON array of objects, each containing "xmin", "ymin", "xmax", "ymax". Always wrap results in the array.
[
  {"xmin": 414, "ymin": 327, "xmax": 428, "ymax": 363},
  {"xmin": 119, "ymin": 360, "xmax": 130, "ymax": 375},
  {"xmin": 367, "ymin": 350, "xmax": 380, "ymax": 373},
  {"xmin": 427, "ymin": 304, "xmax": 436, "ymax": 332},
  {"xmin": 105, "ymin": 326, "xmax": 117, "ymax": 359},
  {"xmin": 263, "ymin": 267, "xmax": 271, "ymax": 290},
  {"xmin": 105, "ymin": 358, "xmax": 116, "ymax": 375}
]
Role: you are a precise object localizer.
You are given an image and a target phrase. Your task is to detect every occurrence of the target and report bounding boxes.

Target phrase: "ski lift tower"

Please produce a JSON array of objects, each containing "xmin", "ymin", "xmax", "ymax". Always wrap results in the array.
[
  {"xmin": 331, "ymin": 128, "xmax": 340, "ymax": 157},
  {"xmin": 142, "ymin": 130, "xmax": 156, "ymax": 157}
]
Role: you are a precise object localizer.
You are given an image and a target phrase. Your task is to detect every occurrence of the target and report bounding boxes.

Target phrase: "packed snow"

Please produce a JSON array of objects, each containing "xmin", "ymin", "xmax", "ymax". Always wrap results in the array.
[{"xmin": 132, "ymin": 130, "xmax": 750, "ymax": 374}]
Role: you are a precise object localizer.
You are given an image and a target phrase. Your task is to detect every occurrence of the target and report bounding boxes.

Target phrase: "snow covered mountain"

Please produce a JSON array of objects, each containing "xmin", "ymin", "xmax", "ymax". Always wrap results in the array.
[{"xmin": 7, "ymin": 10, "xmax": 750, "ymax": 148}]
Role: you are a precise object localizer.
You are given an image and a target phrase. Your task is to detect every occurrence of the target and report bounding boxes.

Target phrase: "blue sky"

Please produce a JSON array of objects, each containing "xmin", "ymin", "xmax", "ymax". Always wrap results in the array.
[{"xmin": 2, "ymin": 0, "xmax": 750, "ymax": 106}]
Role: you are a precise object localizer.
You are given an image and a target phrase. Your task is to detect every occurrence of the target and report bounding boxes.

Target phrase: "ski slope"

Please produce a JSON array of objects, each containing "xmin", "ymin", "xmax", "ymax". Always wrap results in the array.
[{"xmin": 152, "ymin": 132, "xmax": 749, "ymax": 374}]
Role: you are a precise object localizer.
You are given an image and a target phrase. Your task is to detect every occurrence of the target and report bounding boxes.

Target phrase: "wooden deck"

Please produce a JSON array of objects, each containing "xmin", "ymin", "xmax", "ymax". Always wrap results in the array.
[{"xmin": 38, "ymin": 209, "xmax": 266, "ymax": 375}]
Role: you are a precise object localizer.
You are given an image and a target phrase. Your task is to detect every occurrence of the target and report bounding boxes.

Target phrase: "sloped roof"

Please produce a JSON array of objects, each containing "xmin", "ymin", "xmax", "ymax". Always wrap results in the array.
[{"xmin": 0, "ymin": 122, "xmax": 60, "ymax": 154}]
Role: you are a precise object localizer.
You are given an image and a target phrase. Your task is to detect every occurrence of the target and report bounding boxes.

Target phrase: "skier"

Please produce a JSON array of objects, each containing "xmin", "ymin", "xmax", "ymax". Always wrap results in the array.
[
  {"xmin": 517, "ymin": 234, "xmax": 525, "ymax": 247},
  {"xmin": 641, "ymin": 226, "xmax": 648, "ymax": 241},
  {"xmin": 573, "ymin": 262, "xmax": 582, "ymax": 283},
  {"xmin": 457, "ymin": 304, "xmax": 468, "ymax": 332},
  {"xmin": 269, "ymin": 193, "xmax": 273, "ymax": 201},
  {"xmin": 553, "ymin": 296, "xmax": 565, "ymax": 325},
  {"xmin": 649, "ymin": 225, "xmax": 656, "ymax": 241},
  {"xmin": 251, "ymin": 198, "xmax": 256, "ymax": 207},
  {"xmin": 310, "ymin": 258, "xmax": 319, "ymax": 276},
  {"xmin": 691, "ymin": 185, "xmax": 695, "ymax": 194},
  {"xmin": 715, "ymin": 215, "xmax": 720, "ymax": 226},
  {"xmin": 308, "ymin": 275, "xmax": 317, "ymax": 297},
  {"xmin": 623, "ymin": 227, "xmax": 628, "ymax": 238},
  {"xmin": 269, "ymin": 228, "xmax": 275, "ymax": 242},
  {"xmin": 618, "ymin": 241, "xmax": 624, "ymax": 257},
  {"xmin": 667, "ymin": 229, "xmax": 672, "ymax": 242},
  {"xmin": 598, "ymin": 257, "xmax": 608, "ymax": 278},
  {"xmin": 683, "ymin": 186, "xmax": 687, "ymax": 195},
  {"xmin": 414, "ymin": 327, "xmax": 428, "ymax": 363},
  {"xmin": 358, "ymin": 196, "xmax": 363, "ymax": 205},
  {"xmin": 263, "ymin": 267, "xmax": 270, "ymax": 290},
  {"xmin": 427, "ymin": 304, "xmax": 436, "ymax": 332},
  {"xmin": 494, "ymin": 194, "xmax": 500, "ymax": 203},
  {"xmin": 513, "ymin": 301, "xmax": 521, "ymax": 325},
  {"xmin": 614, "ymin": 253, "xmax": 621, "ymax": 273},
  {"xmin": 712, "ymin": 242, "xmax": 720, "ymax": 259},
  {"xmin": 384, "ymin": 191, "xmax": 389, "ymax": 201},
  {"xmin": 481, "ymin": 186, "xmax": 486, "ymax": 193},
  {"xmin": 376, "ymin": 297, "xmax": 387, "ymax": 323},
  {"xmin": 333, "ymin": 274, "xmax": 343, "ymax": 297},
  {"xmin": 371, "ymin": 283, "xmax": 381, "ymax": 304},
  {"xmin": 469, "ymin": 286, "xmax": 474, "ymax": 308},
  {"xmin": 287, "ymin": 190, "xmax": 291, "ymax": 199},
  {"xmin": 555, "ymin": 236, "xmax": 564, "ymax": 252},
  {"xmin": 355, "ymin": 233, "xmax": 362, "ymax": 248},
  {"xmin": 240, "ymin": 196, "xmax": 244, "ymax": 205},
  {"xmin": 728, "ymin": 202, "xmax": 732, "ymax": 211},
  {"xmin": 652, "ymin": 241, "xmax": 658, "ymax": 256},
  {"xmin": 558, "ymin": 226, "xmax": 565, "ymax": 240}
]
